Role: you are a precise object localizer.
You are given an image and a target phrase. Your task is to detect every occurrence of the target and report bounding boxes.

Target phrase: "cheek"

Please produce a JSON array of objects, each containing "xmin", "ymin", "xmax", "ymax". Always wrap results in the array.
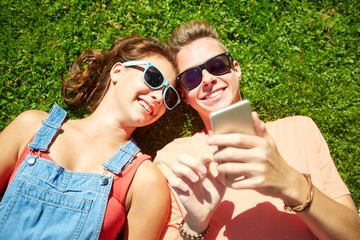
[
  {"xmin": 149, "ymin": 106, "xmax": 166, "ymax": 124},
  {"xmin": 129, "ymin": 79, "xmax": 149, "ymax": 96},
  {"xmin": 232, "ymin": 79, "xmax": 240, "ymax": 95},
  {"xmin": 184, "ymin": 91, "xmax": 198, "ymax": 106},
  {"xmin": 158, "ymin": 106, "xmax": 166, "ymax": 117}
]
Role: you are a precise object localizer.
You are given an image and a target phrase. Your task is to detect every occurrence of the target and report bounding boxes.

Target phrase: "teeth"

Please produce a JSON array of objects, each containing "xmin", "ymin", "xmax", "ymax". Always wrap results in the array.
[
  {"xmin": 205, "ymin": 89, "xmax": 223, "ymax": 99},
  {"xmin": 138, "ymin": 100, "xmax": 153, "ymax": 114}
]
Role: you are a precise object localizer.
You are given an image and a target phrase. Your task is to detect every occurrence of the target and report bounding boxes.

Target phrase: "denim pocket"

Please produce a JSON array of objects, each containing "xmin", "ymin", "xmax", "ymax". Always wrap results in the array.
[{"xmin": 0, "ymin": 180, "xmax": 92, "ymax": 239}]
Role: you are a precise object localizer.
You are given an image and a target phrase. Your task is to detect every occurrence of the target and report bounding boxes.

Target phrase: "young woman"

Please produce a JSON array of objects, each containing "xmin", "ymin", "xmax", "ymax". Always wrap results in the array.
[{"xmin": 0, "ymin": 36, "xmax": 180, "ymax": 239}]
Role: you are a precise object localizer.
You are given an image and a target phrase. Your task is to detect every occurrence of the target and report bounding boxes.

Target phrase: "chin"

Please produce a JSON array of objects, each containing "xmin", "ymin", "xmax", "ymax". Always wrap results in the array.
[{"xmin": 211, "ymin": 99, "xmax": 234, "ymax": 112}]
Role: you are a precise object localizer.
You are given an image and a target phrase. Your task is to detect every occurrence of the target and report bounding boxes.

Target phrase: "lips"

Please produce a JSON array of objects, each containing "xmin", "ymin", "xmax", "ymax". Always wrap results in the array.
[
  {"xmin": 201, "ymin": 88, "xmax": 225, "ymax": 100},
  {"xmin": 138, "ymin": 99, "xmax": 154, "ymax": 115}
]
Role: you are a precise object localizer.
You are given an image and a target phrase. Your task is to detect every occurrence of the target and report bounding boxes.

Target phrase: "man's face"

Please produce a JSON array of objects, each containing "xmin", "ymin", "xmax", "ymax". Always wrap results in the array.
[{"xmin": 176, "ymin": 38, "xmax": 242, "ymax": 121}]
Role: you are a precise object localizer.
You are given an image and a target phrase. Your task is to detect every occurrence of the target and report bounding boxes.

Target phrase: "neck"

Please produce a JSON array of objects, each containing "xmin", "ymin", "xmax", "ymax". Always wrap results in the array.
[
  {"xmin": 83, "ymin": 106, "xmax": 136, "ymax": 145},
  {"xmin": 199, "ymin": 112, "xmax": 214, "ymax": 136}
]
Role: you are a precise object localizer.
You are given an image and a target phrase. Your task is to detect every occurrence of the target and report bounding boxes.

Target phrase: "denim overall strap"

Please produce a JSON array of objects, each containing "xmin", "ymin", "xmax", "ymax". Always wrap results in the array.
[
  {"xmin": 28, "ymin": 104, "xmax": 67, "ymax": 151},
  {"xmin": 102, "ymin": 139, "xmax": 140, "ymax": 175},
  {"xmin": 0, "ymin": 105, "xmax": 141, "ymax": 239}
]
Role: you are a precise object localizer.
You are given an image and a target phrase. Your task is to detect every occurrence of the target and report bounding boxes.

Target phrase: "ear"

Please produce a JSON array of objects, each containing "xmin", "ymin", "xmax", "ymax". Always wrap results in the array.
[
  {"xmin": 110, "ymin": 62, "xmax": 125, "ymax": 85},
  {"xmin": 232, "ymin": 60, "xmax": 242, "ymax": 82},
  {"xmin": 177, "ymin": 87, "xmax": 190, "ymax": 105}
]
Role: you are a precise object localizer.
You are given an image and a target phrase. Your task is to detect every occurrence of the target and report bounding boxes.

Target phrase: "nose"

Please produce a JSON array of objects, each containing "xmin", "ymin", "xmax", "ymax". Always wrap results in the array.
[
  {"xmin": 201, "ymin": 69, "xmax": 217, "ymax": 87},
  {"xmin": 149, "ymin": 88, "xmax": 163, "ymax": 104}
]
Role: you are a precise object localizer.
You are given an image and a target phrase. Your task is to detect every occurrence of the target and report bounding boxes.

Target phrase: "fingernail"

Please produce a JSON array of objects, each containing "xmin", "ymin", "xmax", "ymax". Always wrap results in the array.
[
  {"xmin": 199, "ymin": 166, "xmax": 207, "ymax": 175},
  {"xmin": 207, "ymin": 137, "xmax": 215, "ymax": 145},
  {"xmin": 191, "ymin": 174, "xmax": 199, "ymax": 182},
  {"xmin": 180, "ymin": 184, "xmax": 189, "ymax": 192}
]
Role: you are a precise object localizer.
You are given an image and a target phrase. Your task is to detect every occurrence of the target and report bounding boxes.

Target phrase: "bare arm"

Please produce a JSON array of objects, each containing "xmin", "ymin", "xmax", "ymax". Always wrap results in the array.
[
  {"xmin": 123, "ymin": 160, "xmax": 170, "ymax": 240},
  {"xmin": 0, "ymin": 110, "xmax": 46, "ymax": 191},
  {"xmin": 297, "ymin": 190, "xmax": 360, "ymax": 240}
]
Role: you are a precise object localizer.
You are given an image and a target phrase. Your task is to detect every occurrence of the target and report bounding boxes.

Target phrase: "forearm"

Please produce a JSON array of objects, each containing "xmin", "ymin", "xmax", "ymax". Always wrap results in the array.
[{"xmin": 296, "ymin": 187, "xmax": 360, "ymax": 240}]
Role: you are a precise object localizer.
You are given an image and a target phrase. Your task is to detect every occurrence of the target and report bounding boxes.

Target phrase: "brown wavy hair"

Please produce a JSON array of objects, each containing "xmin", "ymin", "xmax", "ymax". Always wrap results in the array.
[{"xmin": 61, "ymin": 36, "xmax": 175, "ymax": 112}]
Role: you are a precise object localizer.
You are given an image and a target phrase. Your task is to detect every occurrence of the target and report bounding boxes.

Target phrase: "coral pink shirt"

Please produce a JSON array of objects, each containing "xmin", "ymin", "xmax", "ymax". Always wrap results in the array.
[
  {"xmin": 10, "ymin": 137, "xmax": 150, "ymax": 240},
  {"xmin": 154, "ymin": 116, "xmax": 350, "ymax": 239}
]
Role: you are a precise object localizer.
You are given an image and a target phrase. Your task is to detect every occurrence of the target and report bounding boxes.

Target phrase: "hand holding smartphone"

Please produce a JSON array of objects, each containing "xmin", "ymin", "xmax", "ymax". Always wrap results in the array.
[{"xmin": 209, "ymin": 100, "xmax": 255, "ymax": 179}]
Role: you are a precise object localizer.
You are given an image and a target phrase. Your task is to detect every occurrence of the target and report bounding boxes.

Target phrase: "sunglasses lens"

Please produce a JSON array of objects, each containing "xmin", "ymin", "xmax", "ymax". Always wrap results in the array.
[
  {"xmin": 144, "ymin": 66, "xmax": 163, "ymax": 88},
  {"xmin": 178, "ymin": 53, "xmax": 231, "ymax": 90},
  {"xmin": 180, "ymin": 68, "xmax": 202, "ymax": 90},
  {"xmin": 207, "ymin": 55, "xmax": 230, "ymax": 76},
  {"xmin": 164, "ymin": 87, "xmax": 179, "ymax": 109}
]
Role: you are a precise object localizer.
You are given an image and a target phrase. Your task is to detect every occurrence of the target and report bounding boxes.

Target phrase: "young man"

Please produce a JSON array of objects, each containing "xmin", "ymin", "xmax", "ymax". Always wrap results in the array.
[{"xmin": 154, "ymin": 20, "xmax": 360, "ymax": 240}]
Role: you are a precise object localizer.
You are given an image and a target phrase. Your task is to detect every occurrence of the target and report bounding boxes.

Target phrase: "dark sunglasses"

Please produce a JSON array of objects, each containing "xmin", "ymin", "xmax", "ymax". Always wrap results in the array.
[
  {"xmin": 176, "ymin": 52, "xmax": 232, "ymax": 90},
  {"xmin": 123, "ymin": 61, "xmax": 180, "ymax": 110}
]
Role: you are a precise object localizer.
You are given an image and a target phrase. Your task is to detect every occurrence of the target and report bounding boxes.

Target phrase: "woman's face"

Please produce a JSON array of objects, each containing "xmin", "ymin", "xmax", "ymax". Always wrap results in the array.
[
  {"xmin": 176, "ymin": 38, "xmax": 242, "ymax": 121},
  {"xmin": 110, "ymin": 55, "xmax": 176, "ymax": 128}
]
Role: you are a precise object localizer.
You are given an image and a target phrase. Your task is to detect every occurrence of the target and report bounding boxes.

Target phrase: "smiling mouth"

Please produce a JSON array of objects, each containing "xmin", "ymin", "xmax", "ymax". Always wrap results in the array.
[
  {"xmin": 138, "ymin": 99, "xmax": 153, "ymax": 115},
  {"xmin": 203, "ymin": 88, "xmax": 225, "ymax": 100}
]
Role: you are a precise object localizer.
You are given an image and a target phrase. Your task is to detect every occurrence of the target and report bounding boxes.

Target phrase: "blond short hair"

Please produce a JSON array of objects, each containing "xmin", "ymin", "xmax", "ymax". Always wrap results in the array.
[{"xmin": 168, "ymin": 20, "xmax": 227, "ymax": 56}]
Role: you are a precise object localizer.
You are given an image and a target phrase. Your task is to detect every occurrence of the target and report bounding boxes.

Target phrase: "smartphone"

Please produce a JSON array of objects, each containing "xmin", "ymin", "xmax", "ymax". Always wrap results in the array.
[
  {"xmin": 210, "ymin": 100, "xmax": 255, "ymax": 135},
  {"xmin": 209, "ymin": 100, "xmax": 255, "ymax": 180}
]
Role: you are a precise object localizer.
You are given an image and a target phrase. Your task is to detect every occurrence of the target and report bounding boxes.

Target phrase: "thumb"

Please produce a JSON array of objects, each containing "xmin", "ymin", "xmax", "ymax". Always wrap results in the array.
[{"xmin": 252, "ymin": 111, "xmax": 266, "ymax": 137}]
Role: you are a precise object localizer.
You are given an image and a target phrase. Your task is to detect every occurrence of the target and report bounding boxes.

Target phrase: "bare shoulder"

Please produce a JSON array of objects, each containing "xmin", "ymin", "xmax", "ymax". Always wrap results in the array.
[
  {"xmin": 0, "ymin": 110, "xmax": 49, "ymax": 147},
  {"xmin": 0, "ymin": 110, "xmax": 49, "ymax": 189},
  {"xmin": 131, "ymin": 159, "xmax": 169, "ymax": 200},
  {"xmin": 15, "ymin": 109, "xmax": 48, "ymax": 124},
  {"xmin": 134, "ymin": 160, "xmax": 168, "ymax": 186},
  {"xmin": 125, "ymin": 158, "xmax": 169, "ymax": 213},
  {"xmin": 11, "ymin": 110, "xmax": 48, "ymax": 135}
]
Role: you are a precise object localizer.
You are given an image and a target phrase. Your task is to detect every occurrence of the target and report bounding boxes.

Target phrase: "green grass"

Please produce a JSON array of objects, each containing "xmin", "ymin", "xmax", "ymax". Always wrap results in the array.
[{"xmin": 1, "ymin": 0, "xmax": 359, "ymax": 209}]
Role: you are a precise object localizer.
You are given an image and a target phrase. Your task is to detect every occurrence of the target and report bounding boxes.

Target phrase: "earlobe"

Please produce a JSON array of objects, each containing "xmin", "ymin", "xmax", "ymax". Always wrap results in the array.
[{"xmin": 110, "ymin": 62, "xmax": 124, "ymax": 84}]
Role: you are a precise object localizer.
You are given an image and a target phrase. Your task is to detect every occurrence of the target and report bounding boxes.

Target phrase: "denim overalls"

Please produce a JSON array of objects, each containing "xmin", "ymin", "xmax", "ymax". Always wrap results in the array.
[{"xmin": 0, "ymin": 105, "xmax": 140, "ymax": 239}]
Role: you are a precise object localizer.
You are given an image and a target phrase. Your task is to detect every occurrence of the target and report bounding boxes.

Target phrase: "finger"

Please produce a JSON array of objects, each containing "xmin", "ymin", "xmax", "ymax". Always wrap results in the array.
[
  {"xmin": 207, "ymin": 133, "xmax": 260, "ymax": 149},
  {"xmin": 252, "ymin": 111, "xmax": 266, "ymax": 137},
  {"xmin": 220, "ymin": 175, "xmax": 263, "ymax": 189},
  {"xmin": 252, "ymin": 111, "xmax": 275, "ymax": 143},
  {"xmin": 201, "ymin": 153, "xmax": 214, "ymax": 171},
  {"xmin": 212, "ymin": 147, "xmax": 264, "ymax": 163},
  {"xmin": 201, "ymin": 153, "xmax": 214, "ymax": 164},
  {"xmin": 216, "ymin": 162, "xmax": 263, "ymax": 177},
  {"xmin": 168, "ymin": 177, "xmax": 190, "ymax": 194},
  {"xmin": 178, "ymin": 154, "xmax": 207, "ymax": 175},
  {"xmin": 172, "ymin": 162, "xmax": 200, "ymax": 183}
]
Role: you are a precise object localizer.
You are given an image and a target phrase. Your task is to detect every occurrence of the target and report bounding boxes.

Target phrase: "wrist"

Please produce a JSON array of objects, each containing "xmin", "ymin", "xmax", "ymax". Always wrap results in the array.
[
  {"xmin": 179, "ymin": 219, "xmax": 210, "ymax": 240},
  {"xmin": 182, "ymin": 215, "xmax": 210, "ymax": 235},
  {"xmin": 282, "ymin": 171, "xmax": 309, "ymax": 206},
  {"xmin": 283, "ymin": 173, "xmax": 314, "ymax": 212}
]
